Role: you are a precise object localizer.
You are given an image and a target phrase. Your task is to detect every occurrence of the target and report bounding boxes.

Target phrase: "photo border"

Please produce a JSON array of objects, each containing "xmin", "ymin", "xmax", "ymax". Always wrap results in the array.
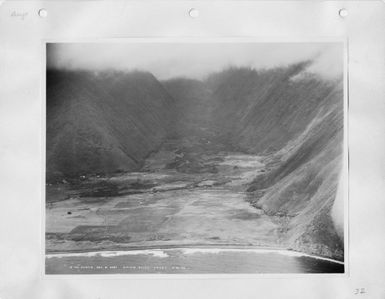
[{"xmin": 40, "ymin": 37, "xmax": 349, "ymax": 279}]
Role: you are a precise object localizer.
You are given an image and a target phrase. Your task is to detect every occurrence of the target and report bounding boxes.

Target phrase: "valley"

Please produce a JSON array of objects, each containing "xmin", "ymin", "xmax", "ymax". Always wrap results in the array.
[
  {"xmin": 46, "ymin": 137, "xmax": 281, "ymax": 253},
  {"xmin": 46, "ymin": 61, "xmax": 344, "ymax": 273}
]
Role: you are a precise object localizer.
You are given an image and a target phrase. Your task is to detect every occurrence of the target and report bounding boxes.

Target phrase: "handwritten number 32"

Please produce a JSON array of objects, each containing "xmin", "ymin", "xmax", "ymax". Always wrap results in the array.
[{"xmin": 354, "ymin": 288, "xmax": 366, "ymax": 295}]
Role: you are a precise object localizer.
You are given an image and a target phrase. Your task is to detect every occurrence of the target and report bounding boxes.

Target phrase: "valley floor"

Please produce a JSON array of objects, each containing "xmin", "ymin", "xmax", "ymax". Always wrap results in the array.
[{"xmin": 46, "ymin": 140, "xmax": 284, "ymax": 253}]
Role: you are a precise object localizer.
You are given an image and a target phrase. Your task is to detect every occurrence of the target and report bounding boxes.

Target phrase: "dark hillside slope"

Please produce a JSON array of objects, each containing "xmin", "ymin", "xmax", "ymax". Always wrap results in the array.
[
  {"xmin": 46, "ymin": 70, "xmax": 176, "ymax": 181},
  {"xmin": 207, "ymin": 63, "xmax": 339, "ymax": 153},
  {"xmin": 207, "ymin": 65, "xmax": 344, "ymax": 260},
  {"xmin": 247, "ymin": 84, "xmax": 344, "ymax": 259}
]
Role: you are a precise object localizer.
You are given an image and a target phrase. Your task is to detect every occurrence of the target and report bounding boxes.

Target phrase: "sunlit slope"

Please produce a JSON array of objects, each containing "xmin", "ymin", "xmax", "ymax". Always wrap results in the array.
[{"xmin": 46, "ymin": 70, "xmax": 176, "ymax": 181}]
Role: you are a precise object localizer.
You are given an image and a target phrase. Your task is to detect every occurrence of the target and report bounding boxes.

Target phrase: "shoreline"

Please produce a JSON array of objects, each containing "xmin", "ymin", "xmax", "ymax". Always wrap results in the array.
[{"xmin": 46, "ymin": 244, "xmax": 344, "ymax": 265}]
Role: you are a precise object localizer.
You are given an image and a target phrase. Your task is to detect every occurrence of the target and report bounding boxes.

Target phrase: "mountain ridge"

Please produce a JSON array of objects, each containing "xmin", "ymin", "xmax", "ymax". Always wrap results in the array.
[{"xmin": 46, "ymin": 69, "xmax": 177, "ymax": 181}]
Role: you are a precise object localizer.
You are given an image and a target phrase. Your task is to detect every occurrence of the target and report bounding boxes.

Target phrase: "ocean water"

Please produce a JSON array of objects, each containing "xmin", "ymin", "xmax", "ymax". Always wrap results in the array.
[{"xmin": 46, "ymin": 248, "xmax": 344, "ymax": 274}]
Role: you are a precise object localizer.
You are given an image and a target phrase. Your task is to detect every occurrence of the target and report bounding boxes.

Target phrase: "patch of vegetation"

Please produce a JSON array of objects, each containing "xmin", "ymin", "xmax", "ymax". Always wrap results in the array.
[
  {"xmin": 73, "ymin": 179, "xmax": 157, "ymax": 198},
  {"xmin": 47, "ymin": 226, "xmax": 133, "ymax": 243},
  {"xmin": 78, "ymin": 181, "xmax": 120, "ymax": 197}
]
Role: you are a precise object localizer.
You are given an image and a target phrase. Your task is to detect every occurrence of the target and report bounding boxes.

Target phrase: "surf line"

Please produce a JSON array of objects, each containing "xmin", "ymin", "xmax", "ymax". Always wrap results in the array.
[{"xmin": 46, "ymin": 247, "xmax": 344, "ymax": 265}]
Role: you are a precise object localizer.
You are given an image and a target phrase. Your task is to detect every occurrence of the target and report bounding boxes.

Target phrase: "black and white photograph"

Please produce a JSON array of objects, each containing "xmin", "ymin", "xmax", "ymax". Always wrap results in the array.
[{"xmin": 45, "ymin": 42, "xmax": 345, "ymax": 274}]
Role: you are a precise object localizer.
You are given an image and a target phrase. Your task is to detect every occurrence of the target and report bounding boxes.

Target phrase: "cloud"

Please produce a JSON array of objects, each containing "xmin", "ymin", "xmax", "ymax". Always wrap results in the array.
[{"xmin": 47, "ymin": 42, "xmax": 343, "ymax": 80}]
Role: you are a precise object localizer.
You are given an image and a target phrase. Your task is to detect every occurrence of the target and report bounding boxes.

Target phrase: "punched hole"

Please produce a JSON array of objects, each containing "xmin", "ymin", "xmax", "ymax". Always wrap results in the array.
[
  {"xmin": 38, "ymin": 8, "xmax": 48, "ymax": 18},
  {"xmin": 338, "ymin": 8, "xmax": 348, "ymax": 18},
  {"xmin": 189, "ymin": 8, "xmax": 199, "ymax": 18}
]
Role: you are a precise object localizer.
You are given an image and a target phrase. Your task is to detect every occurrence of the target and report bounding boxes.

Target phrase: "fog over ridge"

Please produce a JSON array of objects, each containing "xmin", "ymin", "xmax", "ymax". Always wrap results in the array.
[{"xmin": 47, "ymin": 42, "xmax": 343, "ymax": 80}]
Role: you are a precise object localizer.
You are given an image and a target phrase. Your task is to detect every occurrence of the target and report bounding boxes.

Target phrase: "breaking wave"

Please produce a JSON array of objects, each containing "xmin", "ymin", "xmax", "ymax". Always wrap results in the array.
[{"xmin": 46, "ymin": 247, "xmax": 343, "ymax": 265}]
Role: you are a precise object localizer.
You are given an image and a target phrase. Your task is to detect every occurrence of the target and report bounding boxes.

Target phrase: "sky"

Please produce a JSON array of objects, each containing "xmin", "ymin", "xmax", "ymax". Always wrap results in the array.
[{"xmin": 47, "ymin": 42, "xmax": 343, "ymax": 80}]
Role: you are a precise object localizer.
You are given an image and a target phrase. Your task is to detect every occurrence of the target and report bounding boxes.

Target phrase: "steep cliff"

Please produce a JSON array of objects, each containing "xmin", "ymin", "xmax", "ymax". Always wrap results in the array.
[
  {"xmin": 206, "ymin": 65, "xmax": 344, "ymax": 260},
  {"xmin": 46, "ymin": 70, "xmax": 176, "ymax": 181},
  {"xmin": 207, "ymin": 63, "xmax": 340, "ymax": 152}
]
